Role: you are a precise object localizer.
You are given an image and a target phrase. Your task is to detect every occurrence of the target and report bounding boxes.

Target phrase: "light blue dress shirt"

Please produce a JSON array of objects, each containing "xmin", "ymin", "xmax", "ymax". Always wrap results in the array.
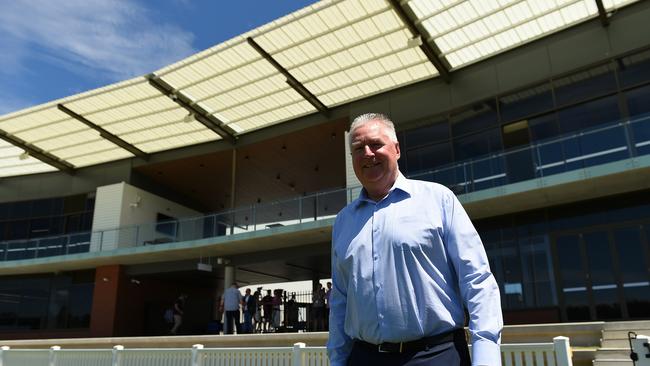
[{"xmin": 327, "ymin": 174, "xmax": 502, "ymax": 366}]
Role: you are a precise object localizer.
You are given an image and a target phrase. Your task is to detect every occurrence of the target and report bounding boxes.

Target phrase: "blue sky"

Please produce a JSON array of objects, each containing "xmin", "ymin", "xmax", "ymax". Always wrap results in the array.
[{"xmin": 0, "ymin": 0, "xmax": 317, "ymax": 115}]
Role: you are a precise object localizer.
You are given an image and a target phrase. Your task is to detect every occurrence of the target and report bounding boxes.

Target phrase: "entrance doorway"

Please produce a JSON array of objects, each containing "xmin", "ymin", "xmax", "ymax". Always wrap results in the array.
[{"xmin": 553, "ymin": 224, "xmax": 650, "ymax": 321}]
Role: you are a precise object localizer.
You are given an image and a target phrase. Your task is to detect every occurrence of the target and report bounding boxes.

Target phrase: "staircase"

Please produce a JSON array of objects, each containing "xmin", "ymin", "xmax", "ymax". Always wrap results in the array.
[{"xmin": 593, "ymin": 321, "xmax": 650, "ymax": 366}]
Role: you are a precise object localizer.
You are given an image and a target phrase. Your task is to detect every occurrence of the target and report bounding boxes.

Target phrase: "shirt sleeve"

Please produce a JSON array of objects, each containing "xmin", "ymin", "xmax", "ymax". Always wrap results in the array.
[
  {"xmin": 327, "ymin": 219, "xmax": 353, "ymax": 366},
  {"xmin": 443, "ymin": 190, "xmax": 503, "ymax": 366}
]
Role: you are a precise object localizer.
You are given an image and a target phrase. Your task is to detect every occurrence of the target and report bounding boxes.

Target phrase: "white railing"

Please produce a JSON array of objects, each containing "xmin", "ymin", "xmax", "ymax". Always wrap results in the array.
[{"xmin": 0, "ymin": 337, "xmax": 573, "ymax": 366}]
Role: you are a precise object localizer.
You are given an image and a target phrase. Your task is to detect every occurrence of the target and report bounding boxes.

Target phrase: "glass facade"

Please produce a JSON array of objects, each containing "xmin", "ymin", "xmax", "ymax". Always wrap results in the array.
[
  {"xmin": 0, "ymin": 271, "xmax": 94, "ymax": 331},
  {"xmin": 0, "ymin": 194, "xmax": 95, "ymax": 260},
  {"xmin": 0, "ymin": 194, "xmax": 94, "ymax": 241},
  {"xmin": 476, "ymin": 191, "xmax": 650, "ymax": 322},
  {"xmin": 397, "ymin": 47, "xmax": 650, "ymax": 179}
]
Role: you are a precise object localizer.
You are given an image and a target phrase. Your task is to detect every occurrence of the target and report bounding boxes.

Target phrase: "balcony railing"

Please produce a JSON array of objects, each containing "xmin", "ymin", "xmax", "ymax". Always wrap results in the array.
[
  {"xmin": 1, "ymin": 113, "xmax": 648, "ymax": 261},
  {"xmin": 409, "ymin": 112, "xmax": 650, "ymax": 194},
  {"xmin": 0, "ymin": 232, "xmax": 90, "ymax": 262}
]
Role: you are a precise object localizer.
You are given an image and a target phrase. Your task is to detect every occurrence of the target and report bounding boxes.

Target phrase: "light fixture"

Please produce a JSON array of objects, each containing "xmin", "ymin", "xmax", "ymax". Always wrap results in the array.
[
  {"xmin": 407, "ymin": 35, "xmax": 422, "ymax": 48},
  {"xmin": 183, "ymin": 112, "xmax": 195, "ymax": 123},
  {"xmin": 18, "ymin": 151, "xmax": 30, "ymax": 160},
  {"xmin": 129, "ymin": 195, "xmax": 142, "ymax": 208},
  {"xmin": 197, "ymin": 262, "xmax": 213, "ymax": 272}
]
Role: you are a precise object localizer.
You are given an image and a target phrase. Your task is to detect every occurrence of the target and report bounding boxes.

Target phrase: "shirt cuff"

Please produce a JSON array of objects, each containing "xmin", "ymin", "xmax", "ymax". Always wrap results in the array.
[{"xmin": 471, "ymin": 338, "xmax": 501, "ymax": 366}]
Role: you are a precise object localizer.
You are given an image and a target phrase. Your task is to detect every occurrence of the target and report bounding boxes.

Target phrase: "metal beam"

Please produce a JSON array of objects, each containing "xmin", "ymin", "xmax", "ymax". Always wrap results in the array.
[
  {"xmin": 594, "ymin": 0, "xmax": 610, "ymax": 27},
  {"xmin": 246, "ymin": 37, "xmax": 330, "ymax": 117},
  {"xmin": 146, "ymin": 74, "xmax": 238, "ymax": 144},
  {"xmin": 0, "ymin": 129, "xmax": 75, "ymax": 174},
  {"xmin": 57, "ymin": 104, "xmax": 150, "ymax": 161},
  {"xmin": 387, "ymin": 0, "xmax": 452, "ymax": 83}
]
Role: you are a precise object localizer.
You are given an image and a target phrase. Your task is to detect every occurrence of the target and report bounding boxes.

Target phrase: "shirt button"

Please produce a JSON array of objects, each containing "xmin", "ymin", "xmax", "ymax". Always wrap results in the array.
[{"xmin": 373, "ymin": 255, "xmax": 378, "ymax": 261}]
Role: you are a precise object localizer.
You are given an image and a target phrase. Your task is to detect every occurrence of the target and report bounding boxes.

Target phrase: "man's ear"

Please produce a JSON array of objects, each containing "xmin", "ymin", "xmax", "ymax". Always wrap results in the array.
[{"xmin": 395, "ymin": 141, "xmax": 401, "ymax": 159}]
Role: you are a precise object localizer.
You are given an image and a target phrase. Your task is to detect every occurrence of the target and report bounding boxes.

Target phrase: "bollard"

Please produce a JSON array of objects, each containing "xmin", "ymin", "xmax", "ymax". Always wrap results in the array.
[
  {"xmin": 49, "ymin": 346, "xmax": 61, "ymax": 366},
  {"xmin": 191, "ymin": 344, "xmax": 204, "ymax": 366},
  {"xmin": 0, "ymin": 346, "xmax": 10, "ymax": 366},
  {"xmin": 293, "ymin": 343, "xmax": 306, "ymax": 366},
  {"xmin": 112, "ymin": 345, "xmax": 124, "ymax": 366}
]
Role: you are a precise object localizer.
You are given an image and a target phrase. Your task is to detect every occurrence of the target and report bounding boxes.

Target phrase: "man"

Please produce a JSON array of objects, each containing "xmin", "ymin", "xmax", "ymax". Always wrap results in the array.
[
  {"xmin": 221, "ymin": 283, "xmax": 242, "ymax": 335},
  {"xmin": 242, "ymin": 288, "xmax": 256, "ymax": 333},
  {"xmin": 327, "ymin": 113, "xmax": 502, "ymax": 366},
  {"xmin": 254, "ymin": 287, "xmax": 263, "ymax": 333},
  {"xmin": 169, "ymin": 294, "xmax": 187, "ymax": 335},
  {"xmin": 261, "ymin": 289, "xmax": 273, "ymax": 332},
  {"xmin": 311, "ymin": 283, "xmax": 326, "ymax": 331},
  {"xmin": 325, "ymin": 281, "xmax": 332, "ymax": 330}
]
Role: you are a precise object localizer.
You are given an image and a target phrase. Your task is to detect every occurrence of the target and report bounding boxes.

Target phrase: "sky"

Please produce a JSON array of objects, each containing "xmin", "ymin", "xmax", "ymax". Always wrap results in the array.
[{"xmin": 0, "ymin": 0, "xmax": 318, "ymax": 116}]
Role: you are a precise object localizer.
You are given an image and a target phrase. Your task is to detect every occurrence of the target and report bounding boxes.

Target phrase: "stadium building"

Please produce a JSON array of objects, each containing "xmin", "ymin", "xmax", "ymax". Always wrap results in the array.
[{"xmin": 0, "ymin": 0, "xmax": 648, "ymax": 350}]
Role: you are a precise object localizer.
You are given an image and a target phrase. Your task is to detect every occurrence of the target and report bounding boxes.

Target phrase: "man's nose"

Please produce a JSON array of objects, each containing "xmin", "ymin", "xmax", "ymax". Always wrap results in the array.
[{"xmin": 363, "ymin": 145, "xmax": 374, "ymax": 157}]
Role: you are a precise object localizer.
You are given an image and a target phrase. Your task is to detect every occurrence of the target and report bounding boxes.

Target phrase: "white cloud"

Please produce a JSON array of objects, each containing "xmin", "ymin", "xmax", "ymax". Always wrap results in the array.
[{"xmin": 0, "ymin": 0, "xmax": 196, "ymax": 80}]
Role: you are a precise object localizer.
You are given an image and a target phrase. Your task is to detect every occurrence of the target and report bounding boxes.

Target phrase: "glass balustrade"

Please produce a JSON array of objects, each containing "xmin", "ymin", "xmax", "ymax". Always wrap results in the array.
[{"xmin": 0, "ymin": 113, "xmax": 648, "ymax": 261}]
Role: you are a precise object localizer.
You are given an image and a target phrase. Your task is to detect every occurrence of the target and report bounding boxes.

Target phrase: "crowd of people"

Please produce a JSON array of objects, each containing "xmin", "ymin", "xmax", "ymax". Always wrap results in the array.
[{"xmin": 167, "ymin": 282, "xmax": 332, "ymax": 335}]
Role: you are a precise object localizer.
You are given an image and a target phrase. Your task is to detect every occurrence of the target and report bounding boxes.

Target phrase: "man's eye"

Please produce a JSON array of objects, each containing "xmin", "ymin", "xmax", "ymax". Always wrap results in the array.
[{"xmin": 370, "ymin": 143, "xmax": 382, "ymax": 149}]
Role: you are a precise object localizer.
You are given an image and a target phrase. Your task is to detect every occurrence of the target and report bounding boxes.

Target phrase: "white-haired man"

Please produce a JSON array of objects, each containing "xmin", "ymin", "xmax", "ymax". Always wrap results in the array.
[{"xmin": 327, "ymin": 113, "xmax": 502, "ymax": 366}]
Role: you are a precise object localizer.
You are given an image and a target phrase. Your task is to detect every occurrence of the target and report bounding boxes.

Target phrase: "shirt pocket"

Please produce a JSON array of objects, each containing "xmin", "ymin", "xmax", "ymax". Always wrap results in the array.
[{"xmin": 391, "ymin": 214, "xmax": 442, "ymax": 253}]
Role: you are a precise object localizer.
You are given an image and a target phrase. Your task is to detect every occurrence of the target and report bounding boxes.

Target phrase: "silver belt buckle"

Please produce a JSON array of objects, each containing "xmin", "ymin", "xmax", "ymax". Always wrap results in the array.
[{"xmin": 377, "ymin": 342, "xmax": 403, "ymax": 353}]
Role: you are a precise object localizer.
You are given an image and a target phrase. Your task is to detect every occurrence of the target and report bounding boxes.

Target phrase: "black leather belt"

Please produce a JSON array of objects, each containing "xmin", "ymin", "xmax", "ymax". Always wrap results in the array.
[{"xmin": 354, "ymin": 328, "xmax": 464, "ymax": 354}]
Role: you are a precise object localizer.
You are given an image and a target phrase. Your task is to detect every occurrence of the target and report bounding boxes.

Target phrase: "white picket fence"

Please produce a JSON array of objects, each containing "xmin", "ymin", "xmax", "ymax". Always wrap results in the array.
[{"xmin": 0, "ymin": 337, "xmax": 573, "ymax": 366}]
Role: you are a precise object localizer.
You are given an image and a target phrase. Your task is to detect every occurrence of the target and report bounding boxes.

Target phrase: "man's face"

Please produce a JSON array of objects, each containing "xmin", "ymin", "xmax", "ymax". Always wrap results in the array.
[{"xmin": 350, "ymin": 120, "xmax": 400, "ymax": 199}]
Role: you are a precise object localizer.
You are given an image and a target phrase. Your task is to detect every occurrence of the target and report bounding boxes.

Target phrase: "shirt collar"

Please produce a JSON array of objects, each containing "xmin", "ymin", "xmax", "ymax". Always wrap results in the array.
[{"xmin": 355, "ymin": 172, "xmax": 411, "ymax": 207}]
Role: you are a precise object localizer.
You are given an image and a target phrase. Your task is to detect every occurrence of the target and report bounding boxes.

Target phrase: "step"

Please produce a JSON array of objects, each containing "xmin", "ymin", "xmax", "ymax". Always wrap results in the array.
[
  {"xmin": 601, "ymin": 339, "xmax": 638, "ymax": 348},
  {"xmin": 602, "ymin": 321, "xmax": 650, "ymax": 331},
  {"xmin": 602, "ymin": 329, "xmax": 650, "ymax": 340},
  {"xmin": 593, "ymin": 360, "xmax": 634, "ymax": 366},
  {"xmin": 595, "ymin": 348, "xmax": 635, "ymax": 360}
]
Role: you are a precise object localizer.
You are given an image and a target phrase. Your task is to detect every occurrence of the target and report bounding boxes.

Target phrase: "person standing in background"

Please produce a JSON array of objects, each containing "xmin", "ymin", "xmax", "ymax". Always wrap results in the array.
[
  {"xmin": 242, "ymin": 288, "xmax": 256, "ymax": 334},
  {"xmin": 221, "ymin": 283, "xmax": 242, "ymax": 335},
  {"xmin": 169, "ymin": 294, "xmax": 187, "ymax": 335}
]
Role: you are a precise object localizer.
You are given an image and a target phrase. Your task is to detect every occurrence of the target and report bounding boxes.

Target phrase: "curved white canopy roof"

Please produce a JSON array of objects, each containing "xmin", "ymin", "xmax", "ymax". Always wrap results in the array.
[{"xmin": 0, "ymin": 0, "xmax": 638, "ymax": 177}]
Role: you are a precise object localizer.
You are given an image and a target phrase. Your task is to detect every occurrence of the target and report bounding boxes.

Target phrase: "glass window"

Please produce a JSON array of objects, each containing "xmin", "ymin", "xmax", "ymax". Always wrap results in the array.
[
  {"xmin": 0, "ymin": 203, "xmax": 10, "ymax": 220},
  {"xmin": 403, "ymin": 120, "xmax": 449, "ymax": 147},
  {"xmin": 453, "ymin": 128, "xmax": 502, "ymax": 161},
  {"xmin": 529, "ymin": 113, "xmax": 560, "ymax": 142},
  {"xmin": 405, "ymin": 142, "xmax": 452, "ymax": 175},
  {"xmin": 65, "ymin": 214, "xmax": 82, "ymax": 234},
  {"xmin": 65, "ymin": 283, "xmax": 93, "ymax": 328},
  {"xmin": 500, "ymin": 82, "xmax": 554, "ymax": 123},
  {"xmin": 557, "ymin": 95, "xmax": 621, "ymax": 134},
  {"xmin": 618, "ymin": 49, "xmax": 650, "ymax": 88},
  {"xmin": 520, "ymin": 236, "xmax": 557, "ymax": 308},
  {"xmin": 499, "ymin": 240, "xmax": 525, "ymax": 310},
  {"xmin": 29, "ymin": 218, "xmax": 51, "ymax": 238},
  {"xmin": 31, "ymin": 199, "xmax": 53, "ymax": 218},
  {"xmin": 156, "ymin": 213, "xmax": 177, "ymax": 237},
  {"xmin": 583, "ymin": 231, "xmax": 621, "ymax": 319},
  {"xmin": 450, "ymin": 102, "xmax": 498, "ymax": 137},
  {"xmin": 554, "ymin": 64, "xmax": 617, "ymax": 106},
  {"xmin": 10, "ymin": 201, "xmax": 31, "ymax": 219},
  {"xmin": 614, "ymin": 226, "xmax": 650, "ymax": 318},
  {"xmin": 7, "ymin": 220, "xmax": 29, "ymax": 240},
  {"xmin": 0, "ymin": 288, "xmax": 19, "ymax": 329},
  {"xmin": 556, "ymin": 234, "xmax": 591, "ymax": 321},
  {"xmin": 625, "ymin": 84, "xmax": 650, "ymax": 117}
]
